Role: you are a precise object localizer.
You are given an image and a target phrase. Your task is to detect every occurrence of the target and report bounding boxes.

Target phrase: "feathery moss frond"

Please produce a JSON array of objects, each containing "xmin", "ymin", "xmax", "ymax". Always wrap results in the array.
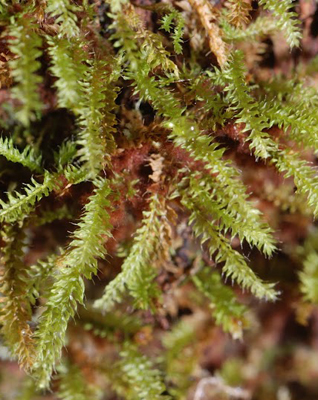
[
  {"xmin": 48, "ymin": 39, "xmax": 118, "ymax": 177},
  {"xmin": 109, "ymin": 8, "xmax": 179, "ymax": 79},
  {"xmin": 46, "ymin": 0, "xmax": 80, "ymax": 38},
  {"xmin": 273, "ymin": 150, "xmax": 318, "ymax": 217},
  {"xmin": 218, "ymin": 51, "xmax": 277, "ymax": 159},
  {"xmin": 47, "ymin": 38, "xmax": 87, "ymax": 112},
  {"xmin": 119, "ymin": 7, "xmax": 179, "ymax": 76},
  {"xmin": 0, "ymin": 224, "xmax": 35, "ymax": 370},
  {"xmin": 182, "ymin": 171, "xmax": 276, "ymax": 256},
  {"xmin": 182, "ymin": 197, "xmax": 278, "ymax": 301},
  {"xmin": 165, "ymin": 118, "xmax": 274, "ymax": 241},
  {"xmin": 116, "ymin": 343, "xmax": 171, "ymax": 400},
  {"xmin": 140, "ymin": 32, "xmax": 179, "ymax": 76},
  {"xmin": 129, "ymin": 64, "xmax": 181, "ymax": 117},
  {"xmin": 259, "ymin": 82, "xmax": 318, "ymax": 152},
  {"xmin": 259, "ymin": 0, "xmax": 301, "ymax": 47},
  {"xmin": 94, "ymin": 193, "xmax": 164, "ymax": 312},
  {"xmin": 9, "ymin": 14, "xmax": 43, "ymax": 126},
  {"xmin": 220, "ymin": 51, "xmax": 318, "ymax": 217},
  {"xmin": 192, "ymin": 267, "xmax": 248, "ymax": 339},
  {"xmin": 33, "ymin": 177, "xmax": 112, "ymax": 388},
  {"xmin": 63, "ymin": 164, "xmax": 88, "ymax": 185},
  {"xmin": 0, "ymin": 172, "xmax": 59, "ymax": 223},
  {"xmin": 160, "ymin": 8, "xmax": 185, "ymax": 54},
  {"xmin": 76, "ymin": 59, "xmax": 118, "ymax": 178},
  {"xmin": 0, "ymin": 136, "xmax": 42, "ymax": 172},
  {"xmin": 225, "ymin": 0, "xmax": 252, "ymax": 28}
]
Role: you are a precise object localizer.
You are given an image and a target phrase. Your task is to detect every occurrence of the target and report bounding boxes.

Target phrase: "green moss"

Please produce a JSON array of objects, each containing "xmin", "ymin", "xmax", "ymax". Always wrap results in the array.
[{"xmin": 0, "ymin": 0, "xmax": 317, "ymax": 397}]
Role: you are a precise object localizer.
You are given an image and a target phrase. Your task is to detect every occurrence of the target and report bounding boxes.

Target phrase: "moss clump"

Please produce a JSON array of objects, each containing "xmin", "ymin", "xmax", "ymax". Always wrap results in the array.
[{"xmin": 0, "ymin": 0, "xmax": 318, "ymax": 398}]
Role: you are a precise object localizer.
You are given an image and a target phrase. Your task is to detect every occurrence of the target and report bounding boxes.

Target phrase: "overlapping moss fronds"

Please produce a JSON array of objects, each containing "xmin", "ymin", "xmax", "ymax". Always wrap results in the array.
[
  {"xmin": 8, "ymin": 12, "xmax": 43, "ymax": 126},
  {"xmin": 0, "ymin": 0, "xmax": 317, "ymax": 397},
  {"xmin": 34, "ymin": 177, "xmax": 112, "ymax": 388},
  {"xmin": 94, "ymin": 193, "xmax": 166, "ymax": 312},
  {"xmin": 0, "ymin": 224, "xmax": 35, "ymax": 370}
]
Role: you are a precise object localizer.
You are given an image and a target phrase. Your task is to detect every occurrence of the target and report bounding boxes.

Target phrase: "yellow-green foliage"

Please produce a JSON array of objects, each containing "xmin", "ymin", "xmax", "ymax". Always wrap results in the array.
[
  {"xmin": 259, "ymin": 0, "xmax": 301, "ymax": 47},
  {"xmin": 0, "ymin": 136, "xmax": 42, "ymax": 172},
  {"xmin": 0, "ymin": 224, "xmax": 35, "ymax": 370},
  {"xmin": 47, "ymin": 38, "xmax": 87, "ymax": 112},
  {"xmin": 94, "ymin": 193, "xmax": 164, "ymax": 312},
  {"xmin": 9, "ymin": 13, "xmax": 43, "ymax": 126},
  {"xmin": 0, "ymin": 0, "xmax": 317, "ymax": 396},
  {"xmin": 114, "ymin": 343, "xmax": 171, "ymax": 400},
  {"xmin": 193, "ymin": 268, "xmax": 249, "ymax": 339},
  {"xmin": 34, "ymin": 177, "xmax": 112, "ymax": 388}
]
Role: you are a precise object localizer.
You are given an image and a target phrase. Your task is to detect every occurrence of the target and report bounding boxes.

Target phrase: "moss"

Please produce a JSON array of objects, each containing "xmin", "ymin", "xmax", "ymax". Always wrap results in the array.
[{"xmin": 0, "ymin": 0, "xmax": 317, "ymax": 398}]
